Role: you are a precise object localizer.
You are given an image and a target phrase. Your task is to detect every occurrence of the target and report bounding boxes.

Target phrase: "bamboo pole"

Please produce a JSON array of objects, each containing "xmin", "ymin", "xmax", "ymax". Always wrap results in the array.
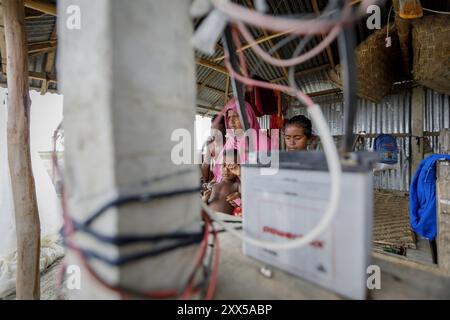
[
  {"xmin": 197, "ymin": 57, "xmax": 228, "ymax": 74},
  {"xmin": 213, "ymin": 31, "xmax": 289, "ymax": 63},
  {"xmin": 3, "ymin": 0, "xmax": 41, "ymax": 300}
]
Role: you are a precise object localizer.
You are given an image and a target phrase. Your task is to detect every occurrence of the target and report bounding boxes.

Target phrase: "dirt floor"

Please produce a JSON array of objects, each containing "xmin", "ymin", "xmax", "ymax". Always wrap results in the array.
[{"xmin": 2, "ymin": 190, "xmax": 435, "ymax": 299}]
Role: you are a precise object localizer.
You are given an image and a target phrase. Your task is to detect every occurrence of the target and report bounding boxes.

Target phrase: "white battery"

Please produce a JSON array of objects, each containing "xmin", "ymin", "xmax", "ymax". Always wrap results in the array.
[{"xmin": 242, "ymin": 152, "xmax": 374, "ymax": 300}]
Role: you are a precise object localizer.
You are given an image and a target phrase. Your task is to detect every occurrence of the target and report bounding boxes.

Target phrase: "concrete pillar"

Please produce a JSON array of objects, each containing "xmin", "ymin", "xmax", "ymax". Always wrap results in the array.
[{"xmin": 58, "ymin": 0, "xmax": 200, "ymax": 298}]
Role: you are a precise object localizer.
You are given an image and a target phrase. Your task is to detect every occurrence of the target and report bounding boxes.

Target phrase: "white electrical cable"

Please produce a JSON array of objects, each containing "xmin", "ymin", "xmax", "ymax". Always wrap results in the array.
[
  {"xmin": 202, "ymin": 103, "xmax": 342, "ymax": 251},
  {"xmin": 211, "ymin": 0, "xmax": 379, "ymax": 35},
  {"xmin": 423, "ymin": 7, "xmax": 450, "ymax": 15}
]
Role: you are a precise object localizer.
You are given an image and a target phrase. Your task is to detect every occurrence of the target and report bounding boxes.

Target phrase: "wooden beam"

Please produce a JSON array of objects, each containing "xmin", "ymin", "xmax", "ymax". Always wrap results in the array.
[
  {"xmin": 197, "ymin": 104, "xmax": 221, "ymax": 113},
  {"xmin": 28, "ymin": 70, "xmax": 57, "ymax": 82},
  {"xmin": 308, "ymin": 88, "xmax": 341, "ymax": 97},
  {"xmin": 24, "ymin": 0, "xmax": 57, "ymax": 16},
  {"xmin": 411, "ymin": 85, "xmax": 425, "ymax": 178},
  {"xmin": 213, "ymin": 31, "xmax": 288, "ymax": 63},
  {"xmin": 3, "ymin": 0, "xmax": 41, "ymax": 300},
  {"xmin": 0, "ymin": 7, "xmax": 9, "ymax": 73},
  {"xmin": 0, "ymin": 82, "xmax": 58, "ymax": 93},
  {"xmin": 27, "ymin": 40, "xmax": 57, "ymax": 54},
  {"xmin": 197, "ymin": 57, "xmax": 227, "ymax": 74}
]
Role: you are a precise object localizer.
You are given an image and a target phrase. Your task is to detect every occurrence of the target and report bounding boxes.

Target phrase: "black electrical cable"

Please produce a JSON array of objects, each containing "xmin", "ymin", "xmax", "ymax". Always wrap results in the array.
[
  {"xmin": 337, "ymin": 6, "xmax": 357, "ymax": 155},
  {"xmin": 65, "ymin": 214, "xmax": 212, "ymax": 300},
  {"xmin": 57, "ymin": 185, "xmax": 204, "ymax": 268},
  {"xmin": 82, "ymin": 188, "xmax": 200, "ymax": 227},
  {"xmin": 222, "ymin": 25, "xmax": 250, "ymax": 132},
  {"xmin": 70, "ymin": 223, "xmax": 202, "ymax": 246},
  {"xmin": 61, "ymin": 186, "xmax": 203, "ymax": 265},
  {"xmin": 63, "ymin": 232, "xmax": 203, "ymax": 266}
]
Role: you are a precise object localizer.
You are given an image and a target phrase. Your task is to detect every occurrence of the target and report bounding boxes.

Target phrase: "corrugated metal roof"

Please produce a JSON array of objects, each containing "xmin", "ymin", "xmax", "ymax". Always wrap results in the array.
[
  {"xmin": 194, "ymin": 0, "xmax": 345, "ymax": 113},
  {"xmin": 0, "ymin": 2, "xmax": 57, "ymax": 94},
  {"xmin": 0, "ymin": 0, "xmax": 446, "ymax": 106},
  {"xmin": 25, "ymin": 15, "xmax": 55, "ymax": 43},
  {"xmin": 193, "ymin": 0, "xmax": 427, "ymax": 114},
  {"xmin": 295, "ymin": 69, "xmax": 339, "ymax": 95}
]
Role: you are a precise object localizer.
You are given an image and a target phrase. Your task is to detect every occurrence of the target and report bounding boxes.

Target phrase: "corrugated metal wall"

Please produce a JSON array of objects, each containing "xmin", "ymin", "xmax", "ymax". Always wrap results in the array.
[
  {"xmin": 257, "ymin": 115, "xmax": 271, "ymax": 129},
  {"xmin": 286, "ymin": 88, "xmax": 449, "ymax": 191},
  {"xmin": 425, "ymin": 89, "xmax": 450, "ymax": 154}
]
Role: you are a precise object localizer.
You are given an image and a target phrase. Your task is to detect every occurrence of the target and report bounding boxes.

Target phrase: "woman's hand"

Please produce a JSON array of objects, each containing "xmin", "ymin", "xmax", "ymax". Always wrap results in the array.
[
  {"xmin": 226, "ymin": 192, "xmax": 241, "ymax": 208},
  {"xmin": 202, "ymin": 189, "xmax": 212, "ymax": 203}
]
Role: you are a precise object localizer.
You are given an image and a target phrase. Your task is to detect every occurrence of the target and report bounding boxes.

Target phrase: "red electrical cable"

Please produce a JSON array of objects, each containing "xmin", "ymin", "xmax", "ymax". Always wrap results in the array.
[
  {"xmin": 204, "ymin": 213, "xmax": 220, "ymax": 300},
  {"xmin": 52, "ymin": 127, "xmax": 211, "ymax": 300},
  {"xmin": 62, "ymin": 191, "xmax": 210, "ymax": 299},
  {"xmin": 180, "ymin": 211, "xmax": 211, "ymax": 299}
]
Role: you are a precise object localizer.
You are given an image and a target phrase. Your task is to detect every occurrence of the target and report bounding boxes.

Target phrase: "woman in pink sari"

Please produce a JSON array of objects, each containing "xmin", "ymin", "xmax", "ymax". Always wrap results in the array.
[
  {"xmin": 214, "ymin": 98, "xmax": 271, "ymax": 183},
  {"xmin": 203, "ymin": 98, "xmax": 272, "ymax": 216}
]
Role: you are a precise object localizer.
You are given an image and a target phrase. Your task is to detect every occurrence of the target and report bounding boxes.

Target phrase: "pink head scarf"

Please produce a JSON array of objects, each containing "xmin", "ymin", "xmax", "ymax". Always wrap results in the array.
[
  {"xmin": 212, "ymin": 98, "xmax": 271, "ymax": 182},
  {"xmin": 224, "ymin": 98, "xmax": 260, "ymax": 132}
]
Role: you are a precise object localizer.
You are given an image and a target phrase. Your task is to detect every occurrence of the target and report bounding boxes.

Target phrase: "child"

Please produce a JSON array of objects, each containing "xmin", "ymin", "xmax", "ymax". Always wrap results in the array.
[
  {"xmin": 284, "ymin": 115, "xmax": 313, "ymax": 151},
  {"xmin": 203, "ymin": 149, "xmax": 241, "ymax": 215}
]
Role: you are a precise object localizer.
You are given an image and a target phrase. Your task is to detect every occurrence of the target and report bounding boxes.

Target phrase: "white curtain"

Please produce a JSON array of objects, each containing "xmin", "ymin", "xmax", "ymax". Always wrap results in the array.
[{"xmin": 0, "ymin": 92, "xmax": 64, "ymax": 298}]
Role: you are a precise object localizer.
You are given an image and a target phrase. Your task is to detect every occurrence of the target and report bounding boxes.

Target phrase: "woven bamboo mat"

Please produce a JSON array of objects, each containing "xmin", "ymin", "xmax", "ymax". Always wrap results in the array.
[{"xmin": 373, "ymin": 191, "xmax": 417, "ymax": 250}]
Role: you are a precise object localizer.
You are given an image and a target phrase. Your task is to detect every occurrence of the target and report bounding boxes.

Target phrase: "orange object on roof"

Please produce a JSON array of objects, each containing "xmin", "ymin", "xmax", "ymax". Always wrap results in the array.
[{"xmin": 398, "ymin": 0, "xmax": 423, "ymax": 19}]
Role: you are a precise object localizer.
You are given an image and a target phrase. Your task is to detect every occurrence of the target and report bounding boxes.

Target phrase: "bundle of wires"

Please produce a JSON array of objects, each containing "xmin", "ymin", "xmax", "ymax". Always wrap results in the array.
[
  {"xmin": 54, "ymin": 0, "xmax": 377, "ymax": 299},
  {"xmin": 52, "ymin": 124, "xmax": 220, "ymax": 300},
  {"xmin": 201, "ymin": 0, "xmax": 378, "ymax": 251}
]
